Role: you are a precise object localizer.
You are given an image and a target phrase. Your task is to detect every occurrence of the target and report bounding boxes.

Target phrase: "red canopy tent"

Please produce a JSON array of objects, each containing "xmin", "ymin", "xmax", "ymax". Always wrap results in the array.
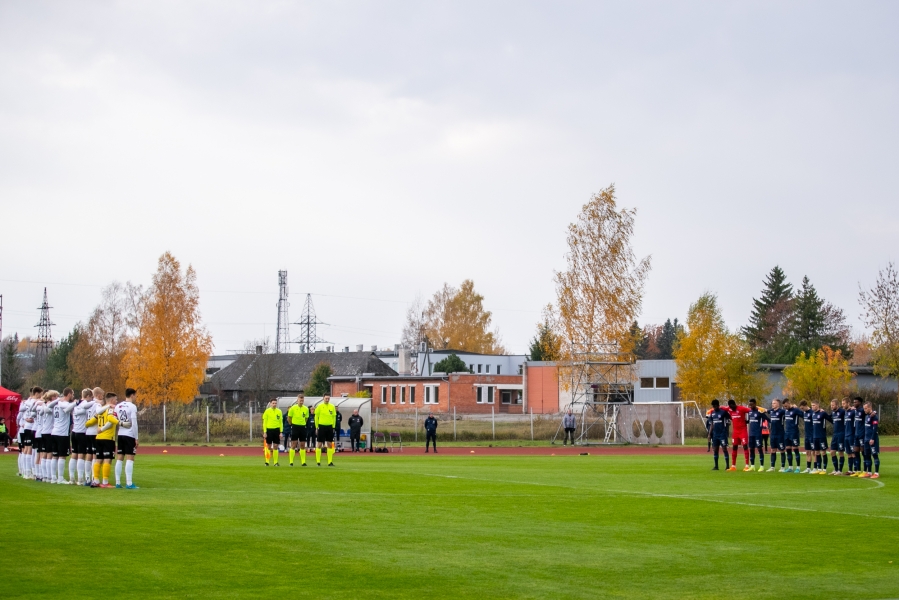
[{"xmin": 0, "ymin": 386, "xmax": 22, "ymax": 441}]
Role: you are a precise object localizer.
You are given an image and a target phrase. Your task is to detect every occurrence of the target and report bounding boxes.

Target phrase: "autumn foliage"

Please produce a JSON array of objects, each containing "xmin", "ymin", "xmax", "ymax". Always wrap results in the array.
[
  {"xmin": 783, "ymin": 346, "xmax": 853, "ymax": 403},
  {"xmin": 553, "ymin": 184, "xmax": 651, "ymax": 358},
  {"xmin": 124, "ymin": 252, "xmax": 213, "ymax": 405}
]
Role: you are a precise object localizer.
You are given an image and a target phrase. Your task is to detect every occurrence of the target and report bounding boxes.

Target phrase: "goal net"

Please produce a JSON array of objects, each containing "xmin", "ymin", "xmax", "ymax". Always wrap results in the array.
[{"xmin": 561, "ymin": 401, "xmax": 685, "ymax": 445}]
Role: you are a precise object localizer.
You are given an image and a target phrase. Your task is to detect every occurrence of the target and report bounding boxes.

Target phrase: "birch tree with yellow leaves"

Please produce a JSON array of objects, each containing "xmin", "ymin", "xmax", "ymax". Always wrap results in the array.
[
  {"xmin": 553, "ymin": 184, "xmax": 651, "ymax": 358},
  {"xmin": 124, "ymin": 252, "xmax": 213, "ymax": 405}
]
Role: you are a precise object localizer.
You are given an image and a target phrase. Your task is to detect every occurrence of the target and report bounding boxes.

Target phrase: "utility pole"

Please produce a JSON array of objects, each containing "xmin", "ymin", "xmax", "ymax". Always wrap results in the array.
[
  {"xmin": 275, "ymin": 270, "xmax": 290, "ymax": 354},
  {"xmin": 34, "ymin": 288, "xmax": 54, "ymax": 367}
]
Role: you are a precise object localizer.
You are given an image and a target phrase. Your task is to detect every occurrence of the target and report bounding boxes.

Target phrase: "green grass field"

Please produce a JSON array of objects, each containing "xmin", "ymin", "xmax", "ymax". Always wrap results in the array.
[{"xmin": 2, "ymin": 452, "xmax": 897, "ymax": 599}]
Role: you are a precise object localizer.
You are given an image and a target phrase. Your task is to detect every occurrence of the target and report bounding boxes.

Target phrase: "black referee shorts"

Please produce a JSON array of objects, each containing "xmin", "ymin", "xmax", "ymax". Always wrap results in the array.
[
  {"xmin": 317, "ymin": 425, "xmax": 334, "ymax": 444},
  {"xmin": 265, "ymin": 428, "xmax": 281, "ymax": 445}
]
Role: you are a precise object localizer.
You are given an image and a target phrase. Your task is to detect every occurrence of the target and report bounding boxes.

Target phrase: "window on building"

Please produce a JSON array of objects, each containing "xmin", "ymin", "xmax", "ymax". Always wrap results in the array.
[
  {"xmin": 409, "ymin": 386, "xmax": 415, "ymax": 404},
  {"xmin": 424, "ymin": 386, "xmax": 439, "ymax": 404},
  {"xmin": 497, "ymin": 365, "xmax": 501, "ymax": 374},
  {"xmin": 518, "ymin": 364, "xmax": 523, "ymax": 375},
  {"xmin": 640, "ymin": 377, "xmax": 654, "ymax": 389},
  {"xmin": 391, "ymin": 386, "xmax": 397, "ymax": 404},
  {"xmin": 486, "ymin": 364, "xmax": 491, "ymax": 374},
  {"xmin": 655, "ymin": 377, "xmax": 670, "ymax": 389},
  {"xmin": 501, "ymin": 391, "xmax": 511, "ymax": 404},
  {"xmin": 381, "ymin": 386, "xmax": 387, "ymax": 404},
  {"xmin": 469, "ymin": 364, "xmax": 473, "ymax": 372},
  {"xmin": 400, "ymin": 386, "xmax": 406, "ymax": 404},
  {"xmin": 478, "ymin": 364, "xmax": 483, "ymax": 373},
  {"xmin": 477, "ymin": 386, "xmax": 495, "ymax": 404}
]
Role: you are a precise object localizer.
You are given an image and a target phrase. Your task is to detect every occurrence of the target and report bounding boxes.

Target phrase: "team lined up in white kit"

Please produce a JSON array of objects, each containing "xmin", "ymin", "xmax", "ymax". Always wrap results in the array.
[{"xmin": 15, "ymin": 386, "xmax": 139, "ymax": 489}]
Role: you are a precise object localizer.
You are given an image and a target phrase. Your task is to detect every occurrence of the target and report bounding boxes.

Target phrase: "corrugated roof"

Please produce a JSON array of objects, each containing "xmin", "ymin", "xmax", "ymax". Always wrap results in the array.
[{"xmin": 210, "ymin": 352, "xmax": 398, "ymax": 392}]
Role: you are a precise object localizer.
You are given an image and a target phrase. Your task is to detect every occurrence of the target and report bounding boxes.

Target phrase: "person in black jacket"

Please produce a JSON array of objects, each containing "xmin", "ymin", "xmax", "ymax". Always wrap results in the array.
[
  {"xmin": 347, "ymin": 410, "xmax": 363, "ymax": 452},
  {"xmin": 335, "ymin": 409, "xmax": 343, "ymax": 445},
  {"xmin": 305, "ymin": 411, "xmax": 317, "ymax": 449},
  {"xmin": 424, "ymin": 413, "xmax": 438, "ymax": 453}
]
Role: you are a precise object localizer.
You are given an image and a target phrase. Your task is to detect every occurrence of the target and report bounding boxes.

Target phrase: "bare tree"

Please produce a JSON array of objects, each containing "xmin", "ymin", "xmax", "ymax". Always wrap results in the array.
[
  {"xmin": 859, "ymin": 262, "xmax": 899, "ymax": 402},
  {"xmin": 240, "ymin": 337, "xmax": 278, "ymax": 408},
  {"xmin": 401, "ymin": 294, "xmax": 426, "ymax": 349}
]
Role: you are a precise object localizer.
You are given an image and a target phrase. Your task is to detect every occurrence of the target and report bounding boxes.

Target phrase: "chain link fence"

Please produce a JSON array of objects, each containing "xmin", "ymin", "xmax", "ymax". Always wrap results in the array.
[{"xmin": 126, "ymin": 400, "xmax": 896, "ymax": 444}]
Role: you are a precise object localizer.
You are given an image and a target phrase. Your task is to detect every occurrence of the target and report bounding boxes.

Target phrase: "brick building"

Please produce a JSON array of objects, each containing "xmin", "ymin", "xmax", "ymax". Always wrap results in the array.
[{"xmin": 330, "ymin": 372, "xmax": 524, "ymax": 414}]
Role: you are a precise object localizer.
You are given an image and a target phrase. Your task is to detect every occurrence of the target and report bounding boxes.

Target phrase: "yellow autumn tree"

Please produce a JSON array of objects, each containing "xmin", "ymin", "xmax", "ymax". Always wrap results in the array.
[
  {"xmin": 720, "ymin": 332, "xmax": 772, "ymax": 403},
  {"xmin": 124, "ymin": 252, "xmax": 213, "ymax": 405},
  {"xmin": 674, "ymin": 293, "xmax": 729, "ymax": 405},
  {"xmin": 675, "ymin": 293, "xmax": 771, "ymax": 406},
  {"xmin": 553, "ymin": 184, "xmax": 651, "ymax": 359},
  {"xmin": 783, "ymin": 345, "xmax": 854, "ymax": 403},
  {"xmin": 418, "ymin": 280, "xmax": 506, "ymax": 354}
]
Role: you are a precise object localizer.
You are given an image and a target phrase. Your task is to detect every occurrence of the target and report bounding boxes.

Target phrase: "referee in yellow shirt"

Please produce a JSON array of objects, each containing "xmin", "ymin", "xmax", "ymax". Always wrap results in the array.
[
  {"xmin": 314, "ymin": 395, "xmax": 337, "ymax": 467},
  {"xmin": 287, "ymin": 392, "xmax": 309, "ymax": 466},
  {"xmin": 262, "ymin": 399, "xmax": 283, "ymax": 467}
]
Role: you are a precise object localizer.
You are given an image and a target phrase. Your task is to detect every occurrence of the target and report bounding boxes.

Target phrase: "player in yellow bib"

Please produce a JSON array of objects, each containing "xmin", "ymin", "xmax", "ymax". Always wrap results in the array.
[
  {"xmin": 85, "ymin": 392, "xmax": 118, "ymax": 488},
  {"xmin": 314, "ymin": 395, "xmax": 337, "ymax": 466},
  {"xmin": 287, "ymin": 392, "xmax": 310, "ymax": 466}
]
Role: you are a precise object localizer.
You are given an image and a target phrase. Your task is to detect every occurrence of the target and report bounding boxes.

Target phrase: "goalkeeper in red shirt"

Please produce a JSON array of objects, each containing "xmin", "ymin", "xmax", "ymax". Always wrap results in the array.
[{"xmin": 725, "ymin": 399, "xmax": 752, "ymax": 471}]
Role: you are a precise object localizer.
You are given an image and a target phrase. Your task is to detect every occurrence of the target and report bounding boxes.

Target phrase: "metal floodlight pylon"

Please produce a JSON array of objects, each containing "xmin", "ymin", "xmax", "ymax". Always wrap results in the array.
[
  {"xmin": 275, "ymin": 270, "xmax": 290, "ymax": 354},
  {"xmin": 553, "ymin": 342, "xmax": 636, "ymax": 445},
  {"xmin": 34, "ymin": 287, "xmax": 55, "ymax": 366}
]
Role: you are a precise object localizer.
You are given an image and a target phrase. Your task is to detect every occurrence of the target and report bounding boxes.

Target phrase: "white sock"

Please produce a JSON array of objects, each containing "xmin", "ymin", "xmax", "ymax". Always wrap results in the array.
[
  {"xmin": 125, "ymin": 459, "xmax": 134, "ymax": 485},
  {"xmin": 35, "ymin": 458, "xmax": 42, "ymax": 478},
  {"xmin": 18, "ymin": 453, "xmax": 23, "ymax": 474},
  {"xmin": 49, "ymin": 458, "xmax": 58, "ymax": 481},
  {"xmin": 24, "ymin": 453, "xmax": 31, "ymax": 477},
  {"xmin": 28, "ymin": 453, "xmax": 34, "ymax": 477},
  {"xmin": 92, "ymin": 458, "xmax": 99, "ymax": 482},
  {"xmin": 76, "ymin": 458, "xmax": 85, "ymax": 482},
  {"xmin": 69, "ymin": 457, "xmax": 76, "ymax": 481},
  {"xmin": 58, "ymin": 458, "xmax": 66, "ymax": 482},
  {"xmin": 115, "ymin": 460, "xmax": 123, "ymax": 485}
]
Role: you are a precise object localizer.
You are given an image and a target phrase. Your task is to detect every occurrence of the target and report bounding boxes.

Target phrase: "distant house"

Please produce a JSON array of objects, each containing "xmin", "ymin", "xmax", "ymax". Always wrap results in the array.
[{"xmin": 207, "ymin": 351, "xmax": 397, "ymax": 407}]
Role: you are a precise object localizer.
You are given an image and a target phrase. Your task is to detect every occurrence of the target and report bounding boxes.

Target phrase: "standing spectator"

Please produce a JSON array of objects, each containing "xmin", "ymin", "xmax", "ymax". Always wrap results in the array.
[
  {"xmin": 335, "ymin": 408, "xmax": 343, "ymax": 445},
  {"xmin": 0, "ymin": 417, "xmax": 9, "ymax": 451},
  {"xmin": 305, "ymin": 408, "xmax": 317, "ymax": 452},
  {"xmin": 562, "ymin": 409, "xmax": 576, "ymax": 446},
  {"xmin": 347, "ymin": 410, "xmax": 363, "ymax": 452},
  {"xmin": 424, "ymin": 412, "xmax": 438, "ymax": 453}
]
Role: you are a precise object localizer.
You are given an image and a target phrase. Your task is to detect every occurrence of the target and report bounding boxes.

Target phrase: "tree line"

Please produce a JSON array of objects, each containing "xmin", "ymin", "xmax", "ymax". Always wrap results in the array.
[{"xmin": 1, "ymin": 252, "xmax": 212, "ymax": 406}]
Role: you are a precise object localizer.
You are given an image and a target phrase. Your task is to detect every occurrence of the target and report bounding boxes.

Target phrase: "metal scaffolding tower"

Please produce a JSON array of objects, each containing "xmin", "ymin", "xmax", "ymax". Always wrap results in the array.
[
  {"xmin": 275, "ymin": 270, "xmax": 290, "ymax": 354},
  {"xmin": 293, "ymin": 293, "xmax": 328, "ymax": 353},
  {"xmin": 34, "ymin": 287, "xmax": 55, "ymax": 366},
  {"xmin": 552, "ymin": 342, "xmax": 636, "ymax": 445}
]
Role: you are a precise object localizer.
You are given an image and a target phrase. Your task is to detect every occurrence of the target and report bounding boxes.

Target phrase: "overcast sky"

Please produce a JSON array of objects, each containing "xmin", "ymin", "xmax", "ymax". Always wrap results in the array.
[{"xmin": 1, "ymin": 1, "xmax": 897, "ymax": 355}]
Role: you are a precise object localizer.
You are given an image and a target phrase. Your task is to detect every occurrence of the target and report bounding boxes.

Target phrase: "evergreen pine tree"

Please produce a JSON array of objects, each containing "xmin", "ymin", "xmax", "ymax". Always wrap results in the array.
[
  {"xmin": 628, "ymin": 321, "xmax": 649, "ymax": 359},
  {"xmin": 657, "ymin": 319, "xmax": 679, "ymax": 359},
  {"xmin": 742, "ymin": 266, "xmax": 793, "ymax": 347},
  {"xmin": 792, "ymin": 275, "xmax": 826, "ymax": 355},
  {"xmin": 1, "ymin": 334, "xmax": 25, "ymax": 392}
]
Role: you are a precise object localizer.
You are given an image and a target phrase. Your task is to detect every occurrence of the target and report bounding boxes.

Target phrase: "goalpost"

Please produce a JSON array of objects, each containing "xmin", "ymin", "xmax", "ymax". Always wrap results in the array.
[{"xmin": 555, "ymin": 401, "xmax": 686, "ymax": 445}]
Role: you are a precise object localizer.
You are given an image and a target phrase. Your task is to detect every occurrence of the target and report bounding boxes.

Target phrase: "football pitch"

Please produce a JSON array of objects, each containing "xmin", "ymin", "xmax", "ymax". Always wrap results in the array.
[{"xmin": 2, "ymin": 452, "xmax": 897, "ymax": 600}]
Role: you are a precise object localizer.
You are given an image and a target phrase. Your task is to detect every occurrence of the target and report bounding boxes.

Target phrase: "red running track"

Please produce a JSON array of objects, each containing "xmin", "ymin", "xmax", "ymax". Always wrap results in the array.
[{"xmin": 139, "ymin": 445, "xmax": 727, "ymax": 457}]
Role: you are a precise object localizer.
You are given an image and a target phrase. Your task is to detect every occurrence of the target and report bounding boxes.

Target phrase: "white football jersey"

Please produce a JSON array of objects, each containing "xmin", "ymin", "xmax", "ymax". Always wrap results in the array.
[
  {"xmin": 72, "ymin": 400, "xmax": 90, "ymax": 433},
  {"xmin": 115, "ymin": 401, "xmax": 138, "ymax": 439},
  {"xmin": 38, "ymin": 403, "xmax": 54, "ymax": 435},
  {"xmin": 20, "ymin": 399, "xmax": 36, "ymax": 431},
  {"xmin": 84, "ymin": 400, "xmax": 104, "ymax": 435},
  {"xmin": 51, "ymin": 400, "xmax": 75, "ymax": 436}
]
